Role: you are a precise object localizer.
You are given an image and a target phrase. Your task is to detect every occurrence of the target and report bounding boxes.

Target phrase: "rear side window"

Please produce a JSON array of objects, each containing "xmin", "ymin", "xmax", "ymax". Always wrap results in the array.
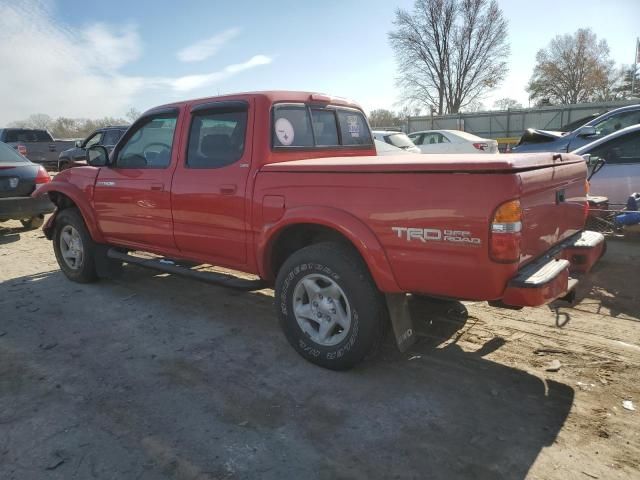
[
  {"xmin": 34, "ymin": 130, "xmax": 52, "ymax": 142},
  {"xmin": 102, "ymin": 129, "xmax": 124, "ymax": 146},
  {"xmin": 187, "ymin": 107, "xmax": 248, "ymax": 168},
  {"xmin": 337, "ymin": 110, "xmax": 372, "ymax": 146},
  {"xmin": 272, "ymin": 104, "xmax": 372, "ymax": 148}
]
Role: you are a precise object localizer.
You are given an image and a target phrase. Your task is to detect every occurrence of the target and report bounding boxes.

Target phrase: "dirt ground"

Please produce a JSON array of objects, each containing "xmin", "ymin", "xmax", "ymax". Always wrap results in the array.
[{"xmin": 1, "ymin": 220, "xmax": 639, "ymax": 480}]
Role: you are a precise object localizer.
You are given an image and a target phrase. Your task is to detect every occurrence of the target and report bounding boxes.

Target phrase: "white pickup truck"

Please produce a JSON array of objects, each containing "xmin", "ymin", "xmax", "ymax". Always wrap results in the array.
[{"xmin": 0, "ymin": 128, "xmax": 75, "ymax": 170}]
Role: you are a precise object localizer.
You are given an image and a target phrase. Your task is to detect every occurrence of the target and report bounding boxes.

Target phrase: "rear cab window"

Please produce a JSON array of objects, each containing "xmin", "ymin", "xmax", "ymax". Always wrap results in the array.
[{"xmin": 272, "ymin": 104, "xmax": 372, "ymax": 149}]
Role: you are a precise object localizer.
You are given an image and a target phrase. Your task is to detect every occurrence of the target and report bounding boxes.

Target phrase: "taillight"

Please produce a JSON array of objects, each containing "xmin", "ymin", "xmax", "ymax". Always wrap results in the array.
[
  {"xmin": 473, "ymin": 142, "xmax": 488, "ymax": 151},
  {"xmin": 490, "ymin": 199, "xmax": 522, "ymax": 263},
  {"xmin": 17, "ymin": 144, "xmax": 27, "ymax": 156},
  {"xmin": 34, "ymin": 166, "xmax": 51, "ymax": 190}
]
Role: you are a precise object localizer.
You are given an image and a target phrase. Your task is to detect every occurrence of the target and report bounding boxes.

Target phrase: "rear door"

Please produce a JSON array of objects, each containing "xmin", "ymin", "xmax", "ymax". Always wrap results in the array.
[
  {"xmin": 93, "ymin": 108, "xmax": 181, "ymax": 249},
  {"xmin": 587, "ymin": 129, "xmax": 640, "ymax": 205},
  {"xmin": 171, "ymin": 100, "xmax": 253, "ymax": 267}
]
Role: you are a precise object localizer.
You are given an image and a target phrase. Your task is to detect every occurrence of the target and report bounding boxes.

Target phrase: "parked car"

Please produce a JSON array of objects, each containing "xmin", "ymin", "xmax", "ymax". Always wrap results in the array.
[
  {"xmin": 408, "ymin": 130, "xmax": 499, "ymax": 154},
  {"xmin": 372, "ymin": 130, "xmax": 421, "ymax": 153},
  {"xmin": 0, "ymin": 141, "xmax": 54, "ymax": 229},
  {"xmin": 58, "ymin": 126, "xmax": 128, "ymax": 171},
  {"xmin": 512, "ymin": 104, "xmax": 640, "ymax": 153},
  {"xmin": 0, "ymin": 128, "xmax": 75, "ymax": 170},
  {"xmin": 374, "ymin": 139, "xmax": 411, "ymax": 156},
  {"xmin": 35, "ymin": 91, "xmax": 604, "ymax": 370},
  {"xmin": 572, "ymin": 124, "xmax": 640, "ymax": 205}
]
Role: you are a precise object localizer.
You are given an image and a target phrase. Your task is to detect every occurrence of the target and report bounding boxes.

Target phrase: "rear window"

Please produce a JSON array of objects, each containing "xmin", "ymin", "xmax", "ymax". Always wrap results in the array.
[
  {"xmin": 3, "ymin": 129, "xmax": 51, "ymax": 142},
  {"xmin": 385, "ymin": 133, "xmax": 415, "ymax": 148},
  {"xmin": 272, "ymin": 104, "xmax": 372, "ymax": 148},
  {"xmin": 0, "ymin": 141, "xmax": 29, "ymax": 163}
]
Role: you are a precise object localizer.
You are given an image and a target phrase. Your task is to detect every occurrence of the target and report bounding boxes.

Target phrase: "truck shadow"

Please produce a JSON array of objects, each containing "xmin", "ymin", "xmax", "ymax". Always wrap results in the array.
[
  {"xmin": 0, "ymin": 225, "xmax": 21, "ymax": 245},
  {"xmin": 0, "ymin": 266, "xmax": 573, "ymax": 480}
]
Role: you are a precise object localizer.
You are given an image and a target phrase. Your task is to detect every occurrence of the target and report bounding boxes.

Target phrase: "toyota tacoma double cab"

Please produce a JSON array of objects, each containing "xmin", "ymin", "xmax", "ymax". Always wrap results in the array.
[{"xmin": 34, "ymin": 91, "xmax": 605, "ymax": 370}]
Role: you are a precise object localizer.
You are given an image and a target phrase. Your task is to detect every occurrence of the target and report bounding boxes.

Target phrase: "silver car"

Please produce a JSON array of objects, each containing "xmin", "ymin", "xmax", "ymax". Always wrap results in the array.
[{"xmin": 573, "ymin": 124, "xmax": 640, "ymax": 205}]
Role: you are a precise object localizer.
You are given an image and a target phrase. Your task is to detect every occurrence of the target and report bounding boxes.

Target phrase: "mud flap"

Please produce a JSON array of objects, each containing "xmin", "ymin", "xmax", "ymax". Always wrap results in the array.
[
  {"xmin": 94, "ymin": 245, "xmax": 124, "ymax": 279},
  {"xmin": 385, "ymin": 293, "xmax": 417, "ymax": 352}
]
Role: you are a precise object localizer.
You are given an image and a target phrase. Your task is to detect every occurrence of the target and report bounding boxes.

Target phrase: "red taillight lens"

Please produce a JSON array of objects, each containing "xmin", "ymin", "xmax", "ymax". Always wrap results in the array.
[
  {"xmin": 17, "ymin": 144, "xmax": 27, "ymax": 156},
  {"xmin": 490, "ymin": 199, "xmax": 522, "ymax": 263},
  {"xmin": 35, "ymin": 166, "xmax": 51, "ymax": 186},
  {"xmin": 473, "ymin": 142, "xmax": 488, "ymax": 151}
]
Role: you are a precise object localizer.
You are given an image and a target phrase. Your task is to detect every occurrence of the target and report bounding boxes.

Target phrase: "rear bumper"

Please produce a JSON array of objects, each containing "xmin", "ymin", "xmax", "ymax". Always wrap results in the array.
[
  {"xmin": 500, "ymin": 230, "xmax": 605, "ymax": 307},
  {"xmin": 0, "ymin": 194, "xmax": 55, "ymax": 221}
]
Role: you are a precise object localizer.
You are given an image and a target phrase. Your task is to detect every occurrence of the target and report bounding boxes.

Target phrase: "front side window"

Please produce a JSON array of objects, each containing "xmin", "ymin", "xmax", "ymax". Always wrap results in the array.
[
  {"xmin": 589, "ymin": 131, "xmax": 640, "ymax": 165},
  {"xmin": 35, "ymin": 130, "xmax": 52, "ymax": 142},
  {"xmin": 116, "ymin": 114, "xmax": 177, "ymax": 169},
  {"xmin": 186, "ymin": 108, "xmax": 247, "ymax": 168},
  {"xmin": 84, "ymin": 132, "xmax": 103, "ymax": 148}
]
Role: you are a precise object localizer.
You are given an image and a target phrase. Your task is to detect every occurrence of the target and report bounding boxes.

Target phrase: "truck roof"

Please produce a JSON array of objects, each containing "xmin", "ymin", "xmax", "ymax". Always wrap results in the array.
[{"xmin": 145, "ymin": 91, "xmax": 363, "ymax": 114}]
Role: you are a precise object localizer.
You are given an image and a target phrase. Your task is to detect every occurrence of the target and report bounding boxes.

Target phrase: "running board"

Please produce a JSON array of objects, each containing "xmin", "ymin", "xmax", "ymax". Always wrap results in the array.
[{"xmin": 107, "ymin": 249, "xmax": 267, "ymax": 291}]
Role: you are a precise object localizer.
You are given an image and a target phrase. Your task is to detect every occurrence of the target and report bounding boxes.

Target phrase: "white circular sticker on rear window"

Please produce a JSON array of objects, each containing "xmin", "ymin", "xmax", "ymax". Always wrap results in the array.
[{"xmin": 275, "ymin": 117, "xmax": 295, "ymax": 146}]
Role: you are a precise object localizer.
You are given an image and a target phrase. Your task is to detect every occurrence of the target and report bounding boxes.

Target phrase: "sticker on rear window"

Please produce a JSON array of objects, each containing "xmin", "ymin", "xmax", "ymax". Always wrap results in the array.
[
  {"xmin": 346, "ymin": 115, "xmax": 360, "ymax": 137},
  {"xmin": 275, "ymin": 117, "xmax": 295, "ymax": 146}
]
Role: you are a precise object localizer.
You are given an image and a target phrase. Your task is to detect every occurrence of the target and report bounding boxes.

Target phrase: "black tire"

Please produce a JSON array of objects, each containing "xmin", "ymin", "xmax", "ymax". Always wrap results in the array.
[
  {"xmin": 20, "ymin": 214, "xmax": 44, "ymax": 230},
  {"xmin": 52, "ymin": 208, "xmax": 98, "ymax": 283},
  {"xmin": 275, "ymin": 242, "xmax": 388, "ymax": 370}
]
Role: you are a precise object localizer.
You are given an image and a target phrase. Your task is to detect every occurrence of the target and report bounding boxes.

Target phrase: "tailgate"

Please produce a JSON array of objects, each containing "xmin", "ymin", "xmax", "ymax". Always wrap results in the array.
[
  {"xmin": 518, "ymin": 154, "xmax": 587, "ymax": 266},
  {"xmin": 23, "ymin": 142, "xmax": 51, "ymax": 164}
]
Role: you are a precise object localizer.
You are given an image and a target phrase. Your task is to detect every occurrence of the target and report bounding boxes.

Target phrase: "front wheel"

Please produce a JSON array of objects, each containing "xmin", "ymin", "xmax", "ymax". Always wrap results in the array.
[
  {"xmin": 52, "ymin": 208, "xmax": 98, "ymax": 283},
  {"xmin": 275, "ymin": 242, "xmax": 387, "ymax": 370}
]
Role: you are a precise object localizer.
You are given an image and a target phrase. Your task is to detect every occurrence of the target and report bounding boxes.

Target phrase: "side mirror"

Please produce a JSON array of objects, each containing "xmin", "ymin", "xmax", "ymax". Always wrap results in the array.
[
  {"xmin": 87, "ymin": 145, "xmax": 109, "ymax": 167},
  {"xmin": 581, "ymin": 153, "xmax": 594, "ymax": 165},
  {"xmin": 74, "ymin": 139, "xmax": 83, "ymax": 148},
  {"xmin": 578, "ymin": 125, "xmax": 597, "ymax": 137}
]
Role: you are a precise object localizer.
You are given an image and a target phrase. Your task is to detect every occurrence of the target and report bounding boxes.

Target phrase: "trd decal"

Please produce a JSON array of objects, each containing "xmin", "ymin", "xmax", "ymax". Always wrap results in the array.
[{"xmin": 392, "ymin": 227, "xmax": 481, "ymax": 245}]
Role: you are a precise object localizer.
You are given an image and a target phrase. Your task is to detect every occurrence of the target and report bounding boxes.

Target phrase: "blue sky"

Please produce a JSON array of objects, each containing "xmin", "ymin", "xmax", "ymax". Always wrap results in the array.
[{"xmin": 0, "ymin": 0, "xmax": 638, "ymax": 124}]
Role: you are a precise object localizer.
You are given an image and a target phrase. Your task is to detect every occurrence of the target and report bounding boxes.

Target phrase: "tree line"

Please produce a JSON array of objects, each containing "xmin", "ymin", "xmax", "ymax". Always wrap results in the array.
[
  {"xmin": 7, "ymin": 108, "xmax": 141, "ymax": 139},
  {"xmin": 389, "ymin": 0, "xmax": 639, "ymax": 116}
]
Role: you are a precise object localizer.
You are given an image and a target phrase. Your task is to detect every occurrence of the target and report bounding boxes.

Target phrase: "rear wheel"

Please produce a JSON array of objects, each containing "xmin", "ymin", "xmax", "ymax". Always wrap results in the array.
[
  {"xmin": 52, "ymin": 208, "xmax": 98, "ymax": 283},
  {"xmin": 20, "ymin": 214, "xmax": 44, "ymax": 230},
  {"xmin": 275, "ymin": 242, "xmax": 387, "ymax": 370}
]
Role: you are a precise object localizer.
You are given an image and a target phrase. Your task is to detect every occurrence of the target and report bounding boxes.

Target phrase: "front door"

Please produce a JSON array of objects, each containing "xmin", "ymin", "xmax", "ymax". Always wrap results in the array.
[
  {"xmin": 93, "ymin": 108, "xmax": 181, "ymax": 250},
  {"xmin": 171, "ymin": 99, "xmax": 253, "ymax": 267}
]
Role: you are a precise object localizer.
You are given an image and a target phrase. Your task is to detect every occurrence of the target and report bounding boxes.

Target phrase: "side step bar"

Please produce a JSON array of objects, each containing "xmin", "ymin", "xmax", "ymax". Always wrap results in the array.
[{"xmin": 107, "ymin": 248, "xmax": 267, "ymax": 291}]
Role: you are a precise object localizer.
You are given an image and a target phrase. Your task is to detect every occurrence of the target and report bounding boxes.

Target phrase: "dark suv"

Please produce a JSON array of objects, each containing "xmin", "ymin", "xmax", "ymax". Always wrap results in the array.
[{"xmin": 57, "ymin": 126, "xmax": 128, "ymax": 171}]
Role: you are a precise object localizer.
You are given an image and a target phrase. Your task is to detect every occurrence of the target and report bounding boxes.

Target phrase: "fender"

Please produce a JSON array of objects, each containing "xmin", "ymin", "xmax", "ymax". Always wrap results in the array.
[
  {"xmin": 257, "ymin": 206, "xmax": 402, "ymax": 293},
  {"xmin": 34, "ymin": 169, "xmax": 105, "ymax": 243}
]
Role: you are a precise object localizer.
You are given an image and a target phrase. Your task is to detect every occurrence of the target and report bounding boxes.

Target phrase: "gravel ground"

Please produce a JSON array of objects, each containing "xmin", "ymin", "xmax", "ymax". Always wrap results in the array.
[{"xmin": 1, "ymin": 220, "xmax": 639, "ymax": 480}]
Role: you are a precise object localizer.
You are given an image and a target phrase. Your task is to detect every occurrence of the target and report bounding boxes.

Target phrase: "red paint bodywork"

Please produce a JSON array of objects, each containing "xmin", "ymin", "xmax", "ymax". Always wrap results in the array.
[{"xmin": 36, "ymin": 91, "xmax": 602, "ymax": 307}]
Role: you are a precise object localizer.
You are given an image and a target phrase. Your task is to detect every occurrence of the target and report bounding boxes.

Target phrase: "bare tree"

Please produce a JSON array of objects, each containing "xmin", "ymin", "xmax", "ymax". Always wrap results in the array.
[
  {"xmin": 389, "ymin": 0, "xmax": 509, "ymax": 114},
  {"xmin": 125, "ymin": 107, "xmax": 142, "ymax": 123},
  {"xmin": 527, "ymin": 29, "xmax": 615, "ymax": 104},
  {"xmin": 368, "ymin": 109, "xmax": 401, "ymax": 128},
  {"xmin": 493, "ymin": 98, "xmax": 522, "ymax": 110},
  {"xmin": 8, "ymin": 113, "xmax": 53, "ymax": 130}
]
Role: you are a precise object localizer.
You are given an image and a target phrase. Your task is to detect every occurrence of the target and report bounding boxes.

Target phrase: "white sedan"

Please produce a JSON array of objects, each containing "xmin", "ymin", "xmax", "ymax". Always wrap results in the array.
[
  {"xmin": 572, "ymin": 124, "xmax": 640, "ymax": 206},
  {"xmin": 407, "ymin": 129, "xmax": 499, "ymax": 154}
]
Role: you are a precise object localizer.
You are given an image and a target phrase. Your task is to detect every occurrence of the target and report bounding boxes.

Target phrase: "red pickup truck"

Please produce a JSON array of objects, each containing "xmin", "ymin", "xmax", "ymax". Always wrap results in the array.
[{"xmin": 35, "ymin": 91, "xmax": 605, "ymax": 369}]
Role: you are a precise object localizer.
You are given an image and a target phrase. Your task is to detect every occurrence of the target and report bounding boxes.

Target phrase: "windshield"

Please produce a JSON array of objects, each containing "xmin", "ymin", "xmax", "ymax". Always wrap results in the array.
[
  {"xmin": 0, "ymin": 141, "xmax": 29, "ymax": 163},
  {"xmin": 385, "ymin": 133, "xmax": 415, "ymax": 148}
]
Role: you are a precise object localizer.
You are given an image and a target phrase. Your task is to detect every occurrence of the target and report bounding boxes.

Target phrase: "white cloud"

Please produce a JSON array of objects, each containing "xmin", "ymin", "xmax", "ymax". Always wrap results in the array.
[
  {"xmin": 177, "ymin": 28, "xmax": 241, "ymax": 62},
  {"xmin": 0, "ymin": 2, "xmax": 272, "ymax": 124}
]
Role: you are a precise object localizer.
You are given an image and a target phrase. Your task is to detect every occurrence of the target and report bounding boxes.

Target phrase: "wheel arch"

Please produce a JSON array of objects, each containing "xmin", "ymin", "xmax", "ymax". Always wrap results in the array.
[
  {"xmin": 41, "ymin": 185, "xmax": 104, "ymax": 243},
  {"xmin": 257, "ymin": 207, "xmax": 401, "ymax": 293}
]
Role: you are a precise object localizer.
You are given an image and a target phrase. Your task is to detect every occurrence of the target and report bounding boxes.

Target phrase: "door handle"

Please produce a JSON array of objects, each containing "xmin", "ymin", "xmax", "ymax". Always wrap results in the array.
[
  {"xmin": 150, "ymin": 183, "xmax": 164, "ymax": 191},
  {"xmin": 220, "ymin": 185, "xmax": 237, "ymax": 195}
]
